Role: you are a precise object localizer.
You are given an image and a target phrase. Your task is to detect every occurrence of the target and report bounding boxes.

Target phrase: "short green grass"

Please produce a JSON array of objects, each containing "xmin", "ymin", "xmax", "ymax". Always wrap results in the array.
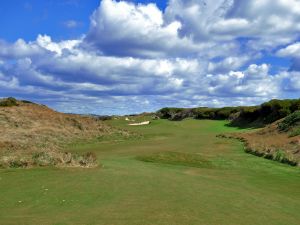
[
  {"xmin": 136, "ymin": 151, "xmax": 213, "ymax": 168},
  {"xmin": 0, "ymin": 118, "xmax": 299, "ymax": 225}
]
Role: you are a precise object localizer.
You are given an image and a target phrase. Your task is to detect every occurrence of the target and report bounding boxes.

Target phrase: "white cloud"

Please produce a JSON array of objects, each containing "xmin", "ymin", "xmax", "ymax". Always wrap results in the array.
[
  {"xmin": 0, "ymin": 39, "xmax": 45, "ymax": 59},
  {"xmin": 205, "ymin": 64, "xmax": 279, "ymax": 98},
  {"xmin": 211, "ymin": 18, "xmax": 250, "ymax": 35},
  {"xmin": 84, "ymin": 0, "xmax": 236, "ymax": 58},
  {"xmin": 63, "ymin": 20, "xmax": 82, "ymax": 28},
  {"xmin": 246, "ymin": 64, "xmax": 270, "ymax": 78},
  {"xmin": 0, "ymin": 76, "xmax": 19, "ymax": 89},
  {"xmin": 277, "ymin": 42, "xmax": 300, "ymax": 58},
  {"xmin": 208, "ymin": 56, "xmax": 250, "ymax": 73},
  {"xmin": 82, "ymin": 0, "xmax": 300, "ymax": 58},
  {"xmin": 0, "ymin": 35, "xmax": 81, "ymax": 59},
  {"xmin": 36, "ymin": 35, "xmax": 80, "ymax": 56},
  {"xmin": 165, "ymin": 0, "xmax": 300, "ymax": 48},
  {"xmin": 282, "ymin": 71, "xmax": 300, "ymax": 90}
]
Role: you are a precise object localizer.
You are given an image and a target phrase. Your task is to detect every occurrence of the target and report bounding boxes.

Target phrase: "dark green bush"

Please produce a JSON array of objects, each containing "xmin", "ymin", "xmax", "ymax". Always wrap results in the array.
[
  {"xmin": 278, "ymin": 111, "xmax": 300, "ymax": 131},
  {"xmin": 261, "ymin": 100, "xmax": 290, "ymax": 123},
  {"xmin": 193, "ymin": 108, "xmax": 216, "ymax": 119},
  {"xmin": 20, "ymin": 100, "xmax": 34, "ymax": 104},
  {"xmin": 0, "ymin": 97, "xmax": 18, "ymax": 107},
  {"xmin": 156, "ymin": 107, "xmax": 185, "ymax": 119},
  {"xmin": 157, "ymin": 99, "xmax": 300, "ymax": 127}
]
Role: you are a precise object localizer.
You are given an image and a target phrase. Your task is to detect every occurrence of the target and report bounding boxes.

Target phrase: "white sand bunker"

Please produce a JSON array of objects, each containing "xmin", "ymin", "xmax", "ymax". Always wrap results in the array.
[
  {"xmin": 128, "ymin": 121, "xmax": 151, "ymax": 126},
  {"xmin": 125, "ymin": 117, "xmax": 135, "ymax": 122}
]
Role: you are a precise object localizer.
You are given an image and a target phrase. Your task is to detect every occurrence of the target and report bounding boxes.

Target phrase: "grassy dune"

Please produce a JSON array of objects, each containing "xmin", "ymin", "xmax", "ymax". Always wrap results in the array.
[
  {"xmin": 0, "ymin": 118, "xmax": 299, "ymax": 225},
  {"xmin": 0, "ymin": 99, "xmax": 127, "ymax": 168}
]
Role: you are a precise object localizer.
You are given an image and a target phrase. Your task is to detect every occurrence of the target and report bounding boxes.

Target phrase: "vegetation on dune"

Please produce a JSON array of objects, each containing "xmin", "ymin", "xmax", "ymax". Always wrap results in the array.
[
  {"xmin": 157, "ymin": 106, "xmax": 245, "ymax": 121},
  {"xmin": 289, "ymin": 128, "xmax": 300, "ymax": 137},
  {"xmin": 0, "ymin": 97, "xmax": 19, "ymax": 107},
  {"xmin": 233, "ymin": 99, "xmax": 300, "ymax": 126},
  {"xmin": 243, "ymin": 145, "xmax": 298, "ymax": 166},
  {"xmin": 157, "ymin": 107, "xmax": 188, "ymax": 120},
  {"xmin": 219, "ymin": 110, "xmax": 300, "ymax": 166},
  {"xmin": 278, "ymin": 111, "xmax": 300, "ymax": 131},
  {"xmin": 277, "ymin": 111, "xmax": 300, "ymax": 138},
  {"xmin": 0, "ymin": 151, "xmax": 98, "ymax": 168},
  {"xmin": 157, "ymin": 99, "xmax": 300, "ymax": 129},
  {"xmin": 0, "ymin": 98, "xmax": 130, "ymax": 168}
]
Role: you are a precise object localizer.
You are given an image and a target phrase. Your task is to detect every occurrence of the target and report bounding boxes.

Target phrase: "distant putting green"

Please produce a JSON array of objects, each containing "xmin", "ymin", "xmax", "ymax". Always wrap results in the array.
[{"xmin": 0, "ymin": 119, "xmax": 299, "ymax": 225}]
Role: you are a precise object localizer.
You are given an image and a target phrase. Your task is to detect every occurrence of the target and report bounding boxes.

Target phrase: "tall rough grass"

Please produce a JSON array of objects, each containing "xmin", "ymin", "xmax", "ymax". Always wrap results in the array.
[
  {"xmin": 0, "ymin": 151, "xmax": 98, "ymax": 169},
  {"xmin": 217, "ymin": 134, "xmax": 298, "ymax": 167}
]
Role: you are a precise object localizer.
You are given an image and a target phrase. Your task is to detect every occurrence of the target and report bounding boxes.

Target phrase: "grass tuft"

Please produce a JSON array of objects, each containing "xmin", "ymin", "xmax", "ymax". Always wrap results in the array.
[
  {"xmin": 0, "ymin": 151, "xmax": 98, "ymax": 169},
  {"xmin": 289, "ymin": 127, "xmax": 300, "ymax": 137}
]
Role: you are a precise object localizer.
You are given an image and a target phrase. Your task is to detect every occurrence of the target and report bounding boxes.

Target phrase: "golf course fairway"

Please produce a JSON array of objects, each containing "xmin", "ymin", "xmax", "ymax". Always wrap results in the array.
[{"xmin": 0, "ymin": 119, "xmax": 299, "ymax": 225}]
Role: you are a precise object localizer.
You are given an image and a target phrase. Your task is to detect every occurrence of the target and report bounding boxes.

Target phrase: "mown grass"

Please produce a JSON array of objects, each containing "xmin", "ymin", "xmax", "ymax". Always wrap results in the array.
[
  {"xmin": 137, "ymin": 151, "xmax": 213, "ymax": 168},
  {"xmin": 0, "ymin": 118, "xmax": 299, "ymax": 225}
]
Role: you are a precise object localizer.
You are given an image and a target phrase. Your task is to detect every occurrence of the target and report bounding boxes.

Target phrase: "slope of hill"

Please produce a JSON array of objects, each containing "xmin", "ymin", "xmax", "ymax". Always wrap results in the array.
[
  {"xmin": 223, "ymin": 111, "xmax": 300, "ymax": 166},
  {"xmin": 157, "ymin": 99, "xmax": 300, "ymax": 128},
  {"xmin": 0, "ymin": 98, "xmax": 128, "ymax": 168},
  {"xmin": 157, "ymin": 99, "xmax": 300, "ymax": 166}
]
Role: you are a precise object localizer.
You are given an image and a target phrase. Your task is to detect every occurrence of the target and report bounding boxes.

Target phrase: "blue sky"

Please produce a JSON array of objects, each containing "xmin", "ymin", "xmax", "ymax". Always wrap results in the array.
[
  {"xmin": 0, "ymin": 0, "xmax": 167, "ymax": 41},
  {"xmin": 0, "ymin": 0, "xmax": 300, "ymax": 115},
  {"xmin": 0, "ymin": 0, "xmax": 99, "ymax": 41}
]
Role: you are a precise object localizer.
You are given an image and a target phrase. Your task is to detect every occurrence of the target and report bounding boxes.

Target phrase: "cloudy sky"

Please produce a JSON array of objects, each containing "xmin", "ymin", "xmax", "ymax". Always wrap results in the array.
[{"xmin": 1, "ymin": 0, "xmax": 300, "ymax": 115}]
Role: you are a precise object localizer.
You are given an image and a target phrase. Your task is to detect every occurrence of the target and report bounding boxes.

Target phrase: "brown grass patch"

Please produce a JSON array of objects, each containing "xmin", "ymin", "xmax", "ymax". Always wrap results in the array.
[
  {"xmin": 218, "ymin": 121, "xmax": 300, "ymax": 166},
  {"xmin": 0, "ymin": 99, "xmax": 129, "ymax": 168},
  {"xmin": 0, "ymin": 151, "xmax": 98, "ymax": 168}
]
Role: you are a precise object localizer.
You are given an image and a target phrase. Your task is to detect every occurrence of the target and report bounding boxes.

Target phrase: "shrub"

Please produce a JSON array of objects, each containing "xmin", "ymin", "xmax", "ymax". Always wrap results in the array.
[
  {"xmin": 290, "ymin": 99, "xmax": 300, "ymax": 112},
  {"xmin": 0, "ymin": 97, "xmax": 19, "ymax": 107},
  {"xmin": 67, "ymin": 118, "xmax": 84, "ymax": 130},
  {"xmin": 0, "ymin": 151, "xmax": 98, "ymax": 169},
  {"xmin": 260, "ymin": 99, "xmax": 292, "ymax": 123},
  {"xmin": 214, "ymin": 107, "xmax": 240, "ymax": 120},
  {"xmin": 156, "ymin": 108, "xmax": 186, "ymax": 119},
  {"xmin": 157, "ymin": 98, "xmax": 300, "ymax": 127},
  {"xmin": 9, "ymin": 159, "xmax": 28, "ymax": 168},
  {"xmin": 289, "ymin": 128, "xmax": 300, "ymax": 137},
  {"xmin": 60, "ymin": 151, "xmax": 97, "ymax": 167},
  {"xmin": 278, "ymin": 111, "xmax": 300, "ymax": 131},
  {"xmin": 272, "ymin": 149, "xmax": 297, "ymax": 166},
  {"xmin": 32, "ymin": 152, "xmax": 57, "ymax": 166},
  {"xmin": 20, "ymin": 100, "xmax": 34, "ymax": 104},
  {"xmin": 96, "ymin": 115, "xmax": 112, "ymax": 121},
  {"xmin": 0, "ymin": 156, "xmax": 29, "ymax": 168},
  {"xmin": 273, "ymin": 149, "xmax": 286, "ymax": 162},
  {"xmin": 78, "ymin": 152, "xmax": 97, "ymax": 166}
]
